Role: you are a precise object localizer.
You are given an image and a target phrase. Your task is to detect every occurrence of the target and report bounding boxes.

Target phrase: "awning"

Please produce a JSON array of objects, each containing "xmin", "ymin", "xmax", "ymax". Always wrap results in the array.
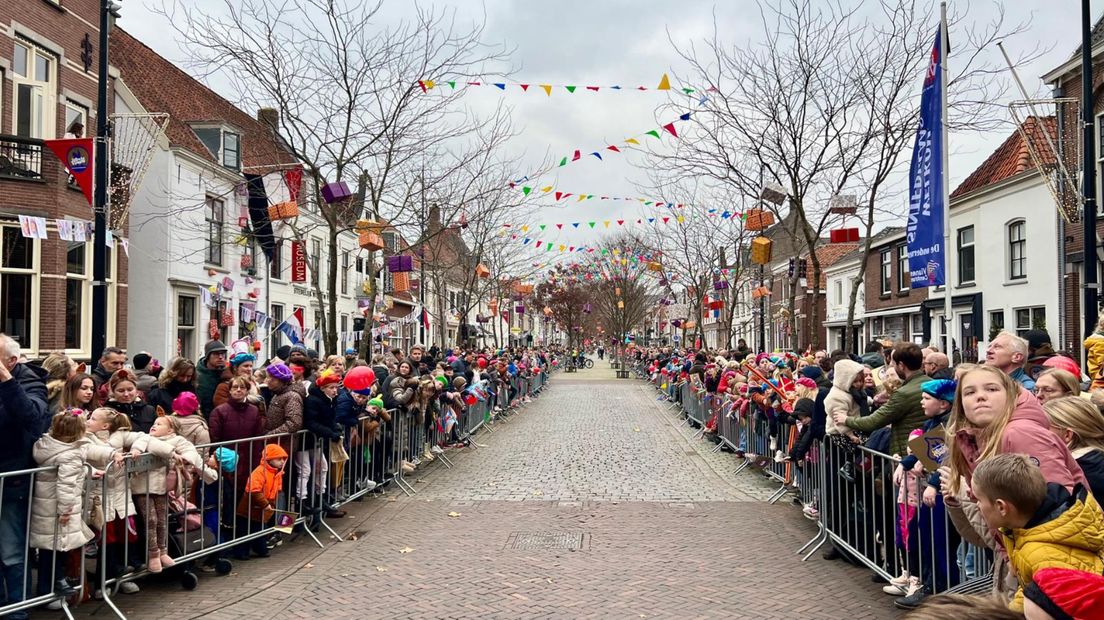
[
  {"xmin": 862, "ymin": 305, "xmax": 921, "ymax": 318},
  {"xmin": 822, "ymin": 319, "xmax": 864, "ymax": 327}
]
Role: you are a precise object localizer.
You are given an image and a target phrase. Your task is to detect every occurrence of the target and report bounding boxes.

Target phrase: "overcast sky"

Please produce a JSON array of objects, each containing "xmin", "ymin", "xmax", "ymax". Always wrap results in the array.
[{"xmin": 120, "ymin": 1, "xmax": 1075, "ymax": 250}]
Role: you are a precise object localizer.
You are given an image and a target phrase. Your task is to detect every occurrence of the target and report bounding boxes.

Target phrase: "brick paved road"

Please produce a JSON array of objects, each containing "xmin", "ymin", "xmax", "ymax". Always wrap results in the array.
[{"xmin": 64, "ymin": 369, "xmax": 902, "ymax": 620}]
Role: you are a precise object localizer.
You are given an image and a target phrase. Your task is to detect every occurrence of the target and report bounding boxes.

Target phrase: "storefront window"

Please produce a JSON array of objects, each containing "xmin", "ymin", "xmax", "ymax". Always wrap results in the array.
[{"xmin": 1, "ymin": 228, "xmax": 35, "ymax": 348}]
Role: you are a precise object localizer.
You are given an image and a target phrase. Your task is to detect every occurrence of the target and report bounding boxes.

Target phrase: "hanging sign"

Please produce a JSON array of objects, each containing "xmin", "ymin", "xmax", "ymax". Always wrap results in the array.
[
  {"xmin": 291, "ymin": 240, "xmax": 307, "ymax": 282},
  {"xmin": 905, "ymin": 25, "xmax": 946, "ymax": 288},
  {"xmin": 44, "ymin": 138, "xmax": 94, "ymax": 206}
]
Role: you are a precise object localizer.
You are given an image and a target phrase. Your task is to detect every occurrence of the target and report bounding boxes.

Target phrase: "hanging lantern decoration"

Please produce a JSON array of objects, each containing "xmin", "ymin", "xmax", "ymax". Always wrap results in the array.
[
  {"xmin": 829, "ymin": 194, "xmax": 860, "ymax": 243},
  {"xmin": 647, "ymin": 261, "xmax": 663, "ymax": 272},
  {"xmin": 392, "ymin": 272, "xmax": 410, "ymax": 293},
  {"xmin": 617, "ymin": 300, "xmax": 625, "ymax": 309},
  {"xmin": 615, "ymin": 287, "xmax": 622, "ymax": 296},
  {"xmin": 489, "ymin": 299, "xmax": 499, "ymax": 314},
  {"xmin": 709, "ymin": 300, "xmax": 724, "ymax": 310}
]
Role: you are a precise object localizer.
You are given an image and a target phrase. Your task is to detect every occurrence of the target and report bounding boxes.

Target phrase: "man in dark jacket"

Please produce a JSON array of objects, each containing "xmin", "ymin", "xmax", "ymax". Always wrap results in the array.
[
  {"xmin": 196, "ymin": 340, "xmax": 229, "ymax": 417},
  {"xmin": 0, "ymin": 334, "xmax": 49, "ymax": 619},
  {"xmin": 92, "ymin": 346, "xmax": 127, "ymax": 388}
]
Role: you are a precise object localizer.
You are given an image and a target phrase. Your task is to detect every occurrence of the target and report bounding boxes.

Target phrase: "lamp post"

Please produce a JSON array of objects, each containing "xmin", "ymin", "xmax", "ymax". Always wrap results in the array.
[
  {"xmin": 1082, "ymin": 0, "xmax": 1098, "ymax": 337},
  {"xmin": 91, "ymin": 0, "xmax": 121, "ymax": 362}
]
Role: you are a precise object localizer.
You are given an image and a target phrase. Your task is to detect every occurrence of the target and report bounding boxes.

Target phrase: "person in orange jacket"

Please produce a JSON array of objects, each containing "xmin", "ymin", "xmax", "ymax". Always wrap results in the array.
[{"xmin": 234, "ymin": 443, "xmax": 287, "ymax": 559}]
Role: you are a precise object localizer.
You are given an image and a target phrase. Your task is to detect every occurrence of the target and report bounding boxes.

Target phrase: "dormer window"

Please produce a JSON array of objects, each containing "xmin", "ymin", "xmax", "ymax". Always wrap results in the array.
[{"xmin": 192, "ymin": 125, "xmax": 241, "ymax": 170}]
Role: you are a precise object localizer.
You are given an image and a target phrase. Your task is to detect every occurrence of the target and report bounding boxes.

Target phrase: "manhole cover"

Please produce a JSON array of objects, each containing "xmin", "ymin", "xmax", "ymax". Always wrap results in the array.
[{"xmin": 504, "ymin": 531, "xmax": 589, "ymax": 551}]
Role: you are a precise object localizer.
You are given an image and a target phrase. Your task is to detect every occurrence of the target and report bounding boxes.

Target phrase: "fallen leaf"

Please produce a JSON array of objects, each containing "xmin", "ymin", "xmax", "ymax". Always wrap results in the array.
[
  {"xmin": 349, "ymin": 533, "xmax": 358, "ymax": 541},
  {"xmin": 304, "ymin": 562, "xmax": 314, "ymax": 568},
  {"xmin": 376, "ymin": 566, "xmax": 387, "ymax": 572},
  {"xmin": 532, "ymin": 490, "xmax": 543, "ymax": 496},
  {"xmin": 447, "ymin": 511, "xmax": 462, "ymax": 518},
  {"xmin": 398, "ymin": 547, "xmax": 415, "ymax": 554},
  {"xmin": 546, "ymin": 578, "xmax": 554, "ymax": 583},
  {"xmin": 633, "ymin": 428, "xmax": 640, "ymax": 432}
]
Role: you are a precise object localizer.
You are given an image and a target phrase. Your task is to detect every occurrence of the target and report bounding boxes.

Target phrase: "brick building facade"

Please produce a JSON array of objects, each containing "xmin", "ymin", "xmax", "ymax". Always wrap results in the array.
[
  {"xmin": 0, "ymin": 0, "xmax": 127, "ymax": 359},
  {"xmin": 862, "ymin": 227, "xmax": 928, "ymax": 346}
]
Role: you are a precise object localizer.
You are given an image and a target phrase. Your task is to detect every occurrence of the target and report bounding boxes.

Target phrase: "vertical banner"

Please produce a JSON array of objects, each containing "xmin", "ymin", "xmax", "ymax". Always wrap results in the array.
[
  {"xmin": 906, "ymin": 25, "xmax": 946, "ymax": 288},
  {"xmin": 44, "ymin": 138, "xmax": 94, "ymax": 206},
  {"xmin": 291, "ymin": 240, "xmax": 307, "ymax": 282}
]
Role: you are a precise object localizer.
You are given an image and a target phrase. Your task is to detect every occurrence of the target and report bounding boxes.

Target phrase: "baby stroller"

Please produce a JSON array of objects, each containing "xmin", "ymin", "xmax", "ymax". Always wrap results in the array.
[{"xmin": 165, "ymin": 473, "xmax": 232, "ymax": 589}]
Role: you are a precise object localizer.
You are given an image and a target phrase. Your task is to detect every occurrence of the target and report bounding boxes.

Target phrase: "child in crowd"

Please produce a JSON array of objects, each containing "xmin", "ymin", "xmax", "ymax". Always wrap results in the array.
[
  {"xmin": 31, "ymin": 410, "xmax": 121, "ymax": 603},
  {"xmin": 170, "ymin": 391, "xmax": 210, "ymax": 459},
  {"xmin": 887, "ymin": 428, "xmax": 925, "ymax": 596},
  {"xmin": 84, "ymin": 407, "xmax": 154, "ymax": 595},
  {"xmin": 971, "ymin": 453, "xmax": 1104, "ymax": 612},
  {"xmin": 131, "ymin": 415, "xmax": 218, "ymax": 573},
  {"xmin": 236, "ymin": 444, "xmax": 288, "ymax": 558}
]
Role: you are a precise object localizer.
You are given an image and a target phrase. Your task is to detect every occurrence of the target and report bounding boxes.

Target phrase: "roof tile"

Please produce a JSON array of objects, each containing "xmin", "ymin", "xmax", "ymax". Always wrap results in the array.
[{"xmin": 951, "ymin": 116, "xmax": 1055, "ymax": 199}]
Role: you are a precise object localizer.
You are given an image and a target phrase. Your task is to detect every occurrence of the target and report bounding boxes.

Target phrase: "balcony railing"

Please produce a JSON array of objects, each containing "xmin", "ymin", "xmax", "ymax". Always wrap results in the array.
[{"xmin": 0, "ymin": 135, "xmax": 44, "ymax": 181}]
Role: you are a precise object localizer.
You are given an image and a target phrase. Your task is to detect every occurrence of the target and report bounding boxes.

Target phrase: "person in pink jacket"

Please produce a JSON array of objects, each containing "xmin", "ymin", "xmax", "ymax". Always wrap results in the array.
[{"xmin": 939, "ymin": 365, "xmax": 1086, "ymax": 604}]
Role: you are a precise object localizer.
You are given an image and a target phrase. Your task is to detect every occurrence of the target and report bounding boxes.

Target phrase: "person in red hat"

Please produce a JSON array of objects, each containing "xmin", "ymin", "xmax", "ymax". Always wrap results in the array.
[{"xmin": 1024, "ymin": 567, "xmax": 1104, "ymax": 620}]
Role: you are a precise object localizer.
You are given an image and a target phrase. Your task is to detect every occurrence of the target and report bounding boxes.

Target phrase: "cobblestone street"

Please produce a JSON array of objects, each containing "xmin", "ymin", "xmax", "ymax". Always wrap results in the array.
[{"xmin": 71, "ymin": 370, "xmax": 900, "ymax": 620}]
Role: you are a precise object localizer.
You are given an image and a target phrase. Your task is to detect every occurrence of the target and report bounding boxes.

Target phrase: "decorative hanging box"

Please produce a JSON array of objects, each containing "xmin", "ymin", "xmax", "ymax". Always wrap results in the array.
[
  {"xmin": 745, "ymin": 209, "xmax": 775, "ymax": 231},
  {"xmin": 321, "ymin": 181, "xmax": 353, "ymax": 204},
  {"xmin": 750, "ymin": 236, "xmax": 773, "ymax": 264},
  {"xmin": 358, "ymin": 231, "xmax": 385, "ymax": 251},
  {"xmin": 515, "ymin": 305, "xmax": 525, "ymax": 314},
  {"xmin": 386, "ymin": 255, "xmax": 413, "ymax": 273},
  {"xmin": 267, "ymin": 201, "xmax": 299, "ymax": 221},
  {"xmin": 829, "ymin": 228, "xmax": 860, "ymax": 243},
  {"xmin": 475, "ymin": 264, "xmax": 490, "ymax": 278},
  {"xmin": 392, "ymin": 272, "xmax": 410, "ymax": 293},
  {"xmin": 713, "ymin": 280, "xmax": 728, "ymax": 290},
  {"xmin": 647, "ymin": 261, "xmax": 663, "ymax": 271}
]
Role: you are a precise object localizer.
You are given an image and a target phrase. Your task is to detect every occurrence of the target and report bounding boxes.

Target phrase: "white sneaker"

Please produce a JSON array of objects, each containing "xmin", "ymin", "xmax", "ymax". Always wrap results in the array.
[
  {"xmin": 47, "ymin": 600, "xmax": 63, "ymax": 610},
  {"xmin": 886, "ymin": 576, "xmax": 920, "ymax": 597},
  {"xmin": 119, "ymin": 581, "xmax": 140, "ymax": 594},
  {"xmin": 888, "ymin": 572, "xmax": 911, "ymax": 587},
  {"xmin": 431, "ymin": 445, "xmax": 444, "ymax": 454},
  {"xmin": 769, "ymin": 437, "xmax": 778, "ymax": 452},
  {"xmin": 411, "ymin": 457, "xmax": 422, "ymax": 466}
]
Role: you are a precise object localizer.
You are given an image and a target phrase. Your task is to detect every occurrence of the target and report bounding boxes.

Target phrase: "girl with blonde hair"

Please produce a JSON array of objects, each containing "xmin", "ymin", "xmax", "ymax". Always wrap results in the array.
[{"xmin": 1043, "ymin": 396, "xmax": 1104, "ymax": 501}]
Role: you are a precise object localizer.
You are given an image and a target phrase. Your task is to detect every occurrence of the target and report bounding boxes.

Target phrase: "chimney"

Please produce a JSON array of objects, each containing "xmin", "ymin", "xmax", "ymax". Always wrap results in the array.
[
  {"xmin": 257, "ymin": 108, "xmax": 280, "ymax": 131},
  {"xmin": 427, "ymin": 204, "xmax": 442, "ymax": 235}
]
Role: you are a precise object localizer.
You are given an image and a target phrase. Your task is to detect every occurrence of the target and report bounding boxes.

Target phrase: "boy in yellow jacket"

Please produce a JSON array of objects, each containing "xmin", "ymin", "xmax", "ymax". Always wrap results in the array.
[{"xmin": 971, "ymin": 453, "xmax": 1104, "ymax": 612}]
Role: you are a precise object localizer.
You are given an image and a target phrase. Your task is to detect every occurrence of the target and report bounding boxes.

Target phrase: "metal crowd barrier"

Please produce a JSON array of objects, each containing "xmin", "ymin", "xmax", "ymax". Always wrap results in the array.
[{"xmin": 642, "ymin": 372, "xmax": 993, "ymax": 598}]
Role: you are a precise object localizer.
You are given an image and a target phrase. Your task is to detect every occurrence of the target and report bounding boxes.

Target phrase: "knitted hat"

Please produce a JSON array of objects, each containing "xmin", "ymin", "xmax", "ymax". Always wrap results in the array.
[
  {"xmin": 266, "ymin": 363, "xmax": 292, "ymax": 382},
  {"xmin": 368, "ymin": 397, "xmax": 385, "ymax": 409},
  {"xmin": 920, "ymin": 379, "xmax": 956, "ymax": 403},
  {"xmin": 315, "ymin": 369, "xmax": 342, "ymax": 389},
  {"xmin": 132, "ymin": 352, "xmax": 152, "ymax": 370},
  {"xmin": 755, "ymin": 352, "xmax": 770, "ymax": 365},
  {"xmin": 1043, "ymin": 355, "xmax": 1082, "ymax": 378},
  {"xmin": 172, "ymin": 391, "xmax": 200, "ymax": 416},
  {"xmin": 1025, "ymin": 567, "xmax": 1104, "ymax": 620},
  {"xmin": 1023, "ymin": 329, "xmax": 1052, "ymax": 351},
  {"xmin": 230, "ymin": 352, "xmax": 256, "ymax": 368},
  {"xmin": 799, "ymin": 365, "xmax": 823, "ymax": 380},
  {"xmin": 795, "ymin": 377, "xmax": 818, "ymax": 390},
  {"xmin": 275, "ymin": 345, "xmax": 292, "ymax": 361},
  {"xmin": 203, "ymin": 340, "xmax": 228, "ymax": 360},
  {"xmin": 213, "ymin": 447, "xmax": 238, "ymax": 473}
]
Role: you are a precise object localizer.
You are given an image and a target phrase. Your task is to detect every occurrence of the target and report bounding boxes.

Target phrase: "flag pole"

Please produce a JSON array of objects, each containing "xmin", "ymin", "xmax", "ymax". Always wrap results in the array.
[{"xmin": 940, "ymin": 2, "xmax": 953, "ymax": 359}]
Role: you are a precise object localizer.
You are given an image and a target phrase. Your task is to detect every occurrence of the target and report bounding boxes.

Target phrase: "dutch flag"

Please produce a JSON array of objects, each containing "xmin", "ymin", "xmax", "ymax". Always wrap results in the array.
[{"xmin": 278, "ymin": 307, "xmax": 305, "ymax": 345}]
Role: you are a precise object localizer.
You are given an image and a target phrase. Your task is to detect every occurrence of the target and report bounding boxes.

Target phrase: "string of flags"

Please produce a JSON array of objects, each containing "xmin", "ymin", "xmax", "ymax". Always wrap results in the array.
[
  {"xmin": 501, "ymin": 208, "xmax": 749, "ymax": 234},
  {"xmin": 417, "ymin": 73, "xmax": 714, "ymax": 96},
  {"xmin": 16, "ymin": 215, "xmax": 128, "ymax": 255},
  {"xmin": 510, "ymin": 112, "xmax": 692, "ymax": 186}
]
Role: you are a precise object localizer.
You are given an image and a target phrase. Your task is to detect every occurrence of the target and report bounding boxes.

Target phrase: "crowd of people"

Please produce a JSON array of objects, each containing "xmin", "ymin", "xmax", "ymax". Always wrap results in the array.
[
  {"xmin": 0, "ymin": 333, "xmax": 552, "ymax": 618},
  {"xmin": 636, "ymin": 326, "xmax": 1104, "ymax": 619}
]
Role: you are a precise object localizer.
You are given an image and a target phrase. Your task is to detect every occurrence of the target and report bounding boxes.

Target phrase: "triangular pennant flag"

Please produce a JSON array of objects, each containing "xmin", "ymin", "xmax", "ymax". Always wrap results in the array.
[
  {"xmin": 565, "ymin": 86, "xmax": 576, "ymax": 93},
  {"xmin": 625, "ymin": 138, "xmax": 640, "ymax": 145},
  {"xmin": 647, "ymin": 218, "xmax": 655, "ymax": 223},
  {"xmin": 540, "ymin": 224, "xmax": 547, "ymax": 231},
  {"xmin": 657, "ymin": 73, "xmax": 671, "ymax": 90},
  {"xmin": 572, "ymin": 222, "xmax": 580, "ymax": 228},
  {"xmin": 590, "ymin": 152, "xmax": 602, "ymax": 160},
  {"xmin": 661, "ymin": 122, "xmax": 677, "ymax": 137},
  {"xmin": 559, "ymin": 157, "xmax": 567, "ymax": 167},
  {"xmin": 569, "ymin": 246, "xmax": 575, "ymax": 251},
  {"xmin": 603, "ymin": 221, "xmax": 610, "ymax": 228},
  {"xmin": 662, "ymin": 217, "xmax": 670, "ymax": 224},
  {"xmin": 617, "ymin": 220, "xmax": 624, "ymax": 225},
  {"xmin": 546, "ymin": 243, "xmax": 553, "ymax": 251},
  {"xmin": 447, "ymin": 81, "xmax": 456, "ymax": 89},
  {"xmin": 540, "ymin": 84, "xmax": 552, "ymax": 96},
  {"xmin": 522, "ymin": 186, "xmax": 532, "ymax": 195},
  {"xmin": 536, "ymin": 241, "xmax": 542, "ymax": 248},
  {"xmin": 679, "ymin": 112, "xmax": 691, "ymax": 121},
  {"xmin": 556, "ymin": 223, "xmax": 563, "ymax": 230},
  {"xmin": 562, "ymin": 193, "xmax": 572, "ymax": 199},
  {"xmin": 677, "ymin": 215, "xmax": 685, "ymax": 223},
  {"xmin": 646, "ymin": 129, "xmax": 660, "ymax": 138},
  {"xmin": 577, "ymin": 194, "xmax": 586, "ymax": 202},
  {"xmin": 682, "ymin": 87, "xmax": 694, "ymax": 94},
  {"xmin": 424, "ymin": 80, "xmax": 435, "ymax": 90},
  {"xmin": 541, "ymin": 186, "xmax": 553, "ymax": 192},
  {"xmin": 586, "ymin": 86, "xmax": 599, "ymax": 91},
  {"xmin": 589, "ymin": 222, "xmax": 596, "ymax": 228},
  {"xmin": 558, "ymin": 244, "xmax": 565, "ymax": 251},
  {"xmin": 523, "ymin": 238, "xmax": 531, "ymax": 244},
  {"xmin": 494, "ymin": 83, "xmax": 506, "ymax": 90},
  {"xmin": 418, "ymin": 80, "xmax": 428, "ymax": 93},
  {"xmin": 636, "ymin": 219, "xmax": 642, "ymax": 224},
  {"xmin": 607, "ymin": 145, "xmax": 620, "ymax": 152},
  {"xmin": 521, "ymin": 225, "xmax": 529, "ymax": 232},
  {"xmin": 520, "ymin": 84, "xmax": 530, "ymax": 91},
  {"xmin": 572, "ymin": 150, "xmax": 581, "ymax": 161}
]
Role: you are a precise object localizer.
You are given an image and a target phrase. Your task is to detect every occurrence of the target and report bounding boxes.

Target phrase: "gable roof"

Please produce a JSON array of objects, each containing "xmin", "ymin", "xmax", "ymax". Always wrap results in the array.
[
  {"xmin": 806, "ymin": 242, "xmax": 861, "ymax": 288},
  {"xmin": 110, "ymin": 29, "xmax": 296, "ymax": 172},
  {"xmin": 950, "ymin": 116, "xmax": 1055, "ymax": 200}
]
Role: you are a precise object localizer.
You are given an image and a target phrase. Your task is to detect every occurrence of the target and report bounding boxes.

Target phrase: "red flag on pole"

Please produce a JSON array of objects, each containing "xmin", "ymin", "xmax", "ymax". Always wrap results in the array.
[{"xmin": 44, "ymin": 138, "xmax": 94, "ymax": 207}]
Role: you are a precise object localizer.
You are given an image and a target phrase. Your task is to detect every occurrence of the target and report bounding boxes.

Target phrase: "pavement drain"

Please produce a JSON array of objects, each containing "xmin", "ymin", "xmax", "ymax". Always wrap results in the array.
[{"xmin": 504, "ymin": 531, "xmax": 590, "ymax": 551}]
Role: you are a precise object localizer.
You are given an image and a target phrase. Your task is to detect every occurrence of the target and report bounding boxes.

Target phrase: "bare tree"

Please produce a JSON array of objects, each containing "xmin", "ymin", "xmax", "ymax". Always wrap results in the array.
[{"xmin": 159, "ymin": 0, "xmax": 513, "ymax": 354}]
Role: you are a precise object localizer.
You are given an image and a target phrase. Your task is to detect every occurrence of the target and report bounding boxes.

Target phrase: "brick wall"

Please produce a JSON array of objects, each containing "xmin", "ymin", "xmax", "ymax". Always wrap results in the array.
[
  {"xmin": 862, "ymin": 235, "xmax": 928, "ymax": 312},
  {"xmin": 0, "ymin": 0, "xmax": 127, "ymax": 357}
]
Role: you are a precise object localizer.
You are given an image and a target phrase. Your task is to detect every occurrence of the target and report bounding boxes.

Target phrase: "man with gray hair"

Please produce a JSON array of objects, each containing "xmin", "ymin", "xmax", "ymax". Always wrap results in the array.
[
  {"xmin": 986, "ymin": 330, "xmax": 1035, "ymax": 390},
  {"xmin": 0, "ymin": 333, "xmax": 49, "ymax": 618}
]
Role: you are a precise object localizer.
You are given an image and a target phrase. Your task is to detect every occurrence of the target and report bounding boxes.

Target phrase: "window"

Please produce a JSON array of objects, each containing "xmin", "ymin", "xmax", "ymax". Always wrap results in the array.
[
  {"xmin": 382, "ymin": 232, "xmax": 397, "ymax": 293},
  {"xmin": 210, "ymin": 299, "xmax": 229, "ymax": 344},
  {"xmin": 341, "ymin": 250, "xmax": 349, "ymax": 295},
  {"xmin": 12, "ymin": 40, "xmax": 56, "ymax": 139},
  {"xmin": 177, "ymin": 295, "xmax": 197, "ymax": 359},
  {"xmin": 989, "ymin": 310, "xmax": 1005, "ymax": 337},
  {"xmin": 311, "ymin": 238, "xmax": 321, "ymax": 281},
  {"xmin": 1014, "ymin": 306, "xmax": 1046, "ymax": 337},
  {"xmin": 1008, "ymin": 220, "xmax": 1026, "ymax": 280},
  {"xmin": 64, "ymin": 101, "xmax": 87, "ymax": 137},
  {"xmin": 270, "ymin": 240, "xmax": 284, "ymax": 280},
  {"xmin": 957, "ymin": 226, "xmax": 975, "ymax": 284},
  {"xmin": 833, "ymin": 280, "xmax": 843, "ymax": 305},
  {"xmin": 270, "ymin": 304, "xmax": 285, "ymax": 347},
  {"xmin": 879, "ymin": 249, "xmax": 891, "ymax": 295},
  {"xmin": 910, "ymin": 313, "xmax": 923, "ymax": 337},
  {"xmin": 0, "ymin": 228, "xmax": 36, "ymax": 348},
  {"xmin": 64, "ymin": 242, "xmax": 86, "ymax": 350},
  {"xmin": 192, "ymin": 126, "xmax": 241, "ymax": 170},
  {"xmin": 896, "ymin": 244, "xmax": 910, "ymax": 291},
  {"xmin": 206, "ymin": 196, "xmax": 224, "ymax": 266}
]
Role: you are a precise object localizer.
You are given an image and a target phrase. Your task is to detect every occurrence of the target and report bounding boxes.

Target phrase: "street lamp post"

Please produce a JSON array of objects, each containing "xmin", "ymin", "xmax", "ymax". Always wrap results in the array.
[{"xmin": 91, "ymin": 0, "xmax": 121, "ymax": 362}]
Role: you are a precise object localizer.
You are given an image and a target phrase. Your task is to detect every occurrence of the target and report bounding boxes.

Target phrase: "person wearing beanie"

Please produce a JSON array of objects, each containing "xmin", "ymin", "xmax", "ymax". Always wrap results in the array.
[
  {"xmin": 273, "ymin": 345, "xmax": 292, "ymax": 365},
  {"xmin": 132, "ymin": 351, "xmax": 158, "ymax": 395},
  {"xmin": 170, "ymin": 391, "xmax": 211, "ymax": 458},
  {"xmin": 800, "ymin": 364, "xmax": 831, "ymax": 390},
  {"xmin": 299, "ymin": 369, "xmax": 345, "ymax": 519},
  {"xmin": 1024, "ymin": 567, "xmax": 1104, "ymax": 620},
  {"xmin": 213, "ymin": 352, "xmax": 262, "ymax": 409},
  {"xmin": 196, "ymin": 340, "xmax": 231, "ymax": 418},
  {"xmin": 261, "ymin": 363, "xmax": 304, "ymax": 457}
]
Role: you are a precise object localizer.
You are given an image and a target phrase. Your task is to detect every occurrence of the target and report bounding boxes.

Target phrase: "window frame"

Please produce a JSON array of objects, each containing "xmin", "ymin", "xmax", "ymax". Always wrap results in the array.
[
  {"xmin": 0, "ymin": 226, "xmax": 40, "ymax": 353},
  {"xmin": 206, "ymin": 195, "xmax": 224, "ymax": 266},
  {"xmin": 1008, "ymin": 220, "xmax": 1027, "ymax": 281},
  {"xmin": 191, "ymin": 124, "xmax": 242, "ymax": 171},
  {"xmin": 11, "ymin": 39, "xmax": 56, "ymax": 140},
  {"xmin": 63, "ymin": 99, "xmax": 87, "ymax": 137},
  {"xmin": 879, "ymin": 248, "xmax": 892, "ymax": 295},
  {"xmin": 270, "ymin": 304, "xmax": 285, "ymax": 348},
  {"xmin": 176, "ymin": 293, "xmax": 198, "ymax": 360},
  {"xmin": 896, "ymin": 243, "xmax": 910, "ymax": 292},
  {"xmin": 341, "ymin": 249, "xmax": 349, "ymax": 295},
  {"xmin": 269, "ymin": 239, "xmax": 284, "ymax": 280},
  {"xmin": 956, "ymin": 226, "xmax": 975, "ymax": 285}
]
